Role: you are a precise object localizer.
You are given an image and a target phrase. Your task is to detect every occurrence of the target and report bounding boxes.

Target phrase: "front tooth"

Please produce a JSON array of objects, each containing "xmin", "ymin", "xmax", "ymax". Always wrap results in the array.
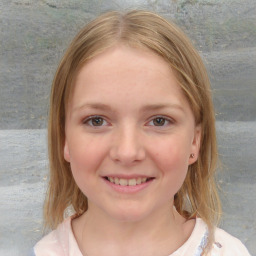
[
  {"xmin": 119, "ymin": 179, "xmax": 128, "ymax": 186},
  {"xmin": 141, "ymin": 177, "xmax": 147, "ymax": 183},
  {"xmin": 114, "ymin": 177, "xmax": 119, "ymax": 185},
  {"xmin": 128, "ymin": 179, "xmax": 136, "ymax": 186},
  {"xmin": 136, "ymin": 178, "xmax": 142, "ymax": 185}
]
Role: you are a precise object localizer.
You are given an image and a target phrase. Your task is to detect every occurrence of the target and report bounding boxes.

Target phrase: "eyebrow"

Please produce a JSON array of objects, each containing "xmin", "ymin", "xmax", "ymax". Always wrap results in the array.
[
  {"xmin": 72, "ymin": 103, "xmax": 114, "ymax": 112},
  {"xmin": 73, "ymin": 103, "xmax": 185, "ymax": 116},
  {"xmin": 73, "ymin": 102, "xmax": 185, "ymax": 113},
  {"xmin": 73, "ymin": 103, "xmax": 185, "ymax": 113},
  {"xmin": 140, "ymin": 103, "xmax": 185, "ymax": 113}
]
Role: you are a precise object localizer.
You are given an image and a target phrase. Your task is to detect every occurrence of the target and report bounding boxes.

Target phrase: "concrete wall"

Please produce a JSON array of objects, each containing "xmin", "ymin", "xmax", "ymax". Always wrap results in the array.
[{"xmin": 0, "ymin": 0, "xmax": 255, "ymax": 255}]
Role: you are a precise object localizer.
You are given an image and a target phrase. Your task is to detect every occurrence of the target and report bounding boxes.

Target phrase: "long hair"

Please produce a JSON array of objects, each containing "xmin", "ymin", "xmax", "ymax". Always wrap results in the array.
[{"xmin": 45, "ymin": 10, "xmax": 221, "ymax": 253}]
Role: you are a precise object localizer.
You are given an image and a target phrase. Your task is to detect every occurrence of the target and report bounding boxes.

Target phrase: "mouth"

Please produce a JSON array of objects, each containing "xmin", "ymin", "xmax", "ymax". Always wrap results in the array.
[{"xmin": 104, "ymin": 176, "xmax": 155, "ymax": 186}]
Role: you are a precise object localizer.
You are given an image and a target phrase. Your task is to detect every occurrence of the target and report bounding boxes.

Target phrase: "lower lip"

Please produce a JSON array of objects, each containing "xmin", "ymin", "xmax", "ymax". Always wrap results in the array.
[{"xmin": 103, "ymin": 178, "xmax": 154, "ymax": 194}]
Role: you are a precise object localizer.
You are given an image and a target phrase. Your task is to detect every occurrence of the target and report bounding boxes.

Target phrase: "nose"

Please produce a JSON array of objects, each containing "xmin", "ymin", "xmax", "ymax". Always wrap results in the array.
[{"xmin": 109, "ymin": 125, "xmax": 146, "ymax": 165}]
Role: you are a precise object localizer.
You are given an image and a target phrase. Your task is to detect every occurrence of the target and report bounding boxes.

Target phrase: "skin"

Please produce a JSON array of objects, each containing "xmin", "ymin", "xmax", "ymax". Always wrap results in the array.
[{"xmin": 64, "ymin": 44, "xmax": 201, "ymax": 256}]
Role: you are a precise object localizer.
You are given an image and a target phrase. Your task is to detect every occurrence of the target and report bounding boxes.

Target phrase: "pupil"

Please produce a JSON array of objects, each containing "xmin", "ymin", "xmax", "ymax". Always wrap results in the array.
[
  {"xmin": 153, "ymin": 118, "xmax": 165, "ymax": 126},
  {"xmin": 92, "ymin": 118, "xmax": 103, "ymax": 126}
]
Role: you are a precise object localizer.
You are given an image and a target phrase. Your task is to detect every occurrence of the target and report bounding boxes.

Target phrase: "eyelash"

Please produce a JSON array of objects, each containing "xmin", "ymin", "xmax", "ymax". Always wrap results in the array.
[
  {"xmin": 147, "ymin": 116, "xmax": 173, "ymax": 127},
  {"xmin": 82, "ymin": 115, "xmax": 109, "ymax": 127},
  {"xmin": 82, "ymin": 115, "xmax": 174, "ymax": 128}
]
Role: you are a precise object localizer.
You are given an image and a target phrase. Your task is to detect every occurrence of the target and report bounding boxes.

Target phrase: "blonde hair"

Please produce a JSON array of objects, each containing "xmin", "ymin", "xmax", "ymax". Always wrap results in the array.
[{"xmin": 45, "ymin": 10, "xmax": 221, "ymax": 253}]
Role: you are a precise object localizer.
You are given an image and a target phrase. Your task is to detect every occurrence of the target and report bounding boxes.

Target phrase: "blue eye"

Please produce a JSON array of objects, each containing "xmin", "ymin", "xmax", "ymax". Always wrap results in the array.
[{"xmin": 83, "ymin": 116, "xmax": 108, "ymax": 127}]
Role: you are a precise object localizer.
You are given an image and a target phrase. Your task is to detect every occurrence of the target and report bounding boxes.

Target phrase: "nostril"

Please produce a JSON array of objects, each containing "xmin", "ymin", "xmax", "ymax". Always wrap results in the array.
[{"xmin": 109, "ymin": 136, "xmax": 146, "ymax": 164}]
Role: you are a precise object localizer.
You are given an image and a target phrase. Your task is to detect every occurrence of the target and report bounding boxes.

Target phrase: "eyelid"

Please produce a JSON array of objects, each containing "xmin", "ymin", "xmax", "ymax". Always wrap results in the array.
[
  {"xmin": 82, "ymin": 115, "xmax": 110, "ymax": 126},
  {"xmin": 82, "ymin": 115, "xmax": 174, "ymax": 127},
  {"xmin": 146, "ymin": 115, "xmax": 175, "ymax": 127}
]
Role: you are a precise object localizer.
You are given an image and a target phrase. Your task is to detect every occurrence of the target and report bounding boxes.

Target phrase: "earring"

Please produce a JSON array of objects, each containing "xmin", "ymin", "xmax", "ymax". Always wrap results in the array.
[{"xmin": 190, "ymin": 153, "xmax": 195, "ymax": 158}]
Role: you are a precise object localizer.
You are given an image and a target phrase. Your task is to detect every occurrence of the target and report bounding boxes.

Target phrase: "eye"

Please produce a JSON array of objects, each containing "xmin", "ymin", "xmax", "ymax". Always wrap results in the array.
[
  {"xmin": 147, "ymin": 116, "xmax": 172, "ymax": 127},
  {"xmin": 83, "ymin": 116, "xmax": 108, "ymax": 127}
]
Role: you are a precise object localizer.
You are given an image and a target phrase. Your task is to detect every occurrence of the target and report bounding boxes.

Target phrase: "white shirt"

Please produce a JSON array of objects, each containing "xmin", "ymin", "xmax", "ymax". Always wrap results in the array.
[{"xmin": 33, "ymin": 217, "xmax": 251, "ymax": 256}]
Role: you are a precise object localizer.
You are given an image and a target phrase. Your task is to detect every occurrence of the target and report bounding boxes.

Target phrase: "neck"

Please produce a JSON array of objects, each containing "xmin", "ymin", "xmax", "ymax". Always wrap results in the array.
[{"xmin": 72, "ymin": 202, "xmax": 193, "ymax": 256}]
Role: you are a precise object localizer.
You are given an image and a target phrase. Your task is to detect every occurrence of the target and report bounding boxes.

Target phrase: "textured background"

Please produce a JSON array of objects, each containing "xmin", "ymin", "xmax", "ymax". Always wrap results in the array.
[{"xmin": 0, "ymin": 0, "xmax": 255, "ymax": 255}]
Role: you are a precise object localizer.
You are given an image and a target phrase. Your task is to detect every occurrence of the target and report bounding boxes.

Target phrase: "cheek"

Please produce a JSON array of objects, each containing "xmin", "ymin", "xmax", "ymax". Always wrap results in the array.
[
  {"xmin": 67, "ymin": 136, "xmax": 110, "ymax": 196},
  {"xmin": 150, "ymin": 137, "xmax": 190, "ymax": 182},
  {"xmin": 151, "ymin": 136, "xmax": 190, "ymax": 166},
  {"xmin": 68, "ymin": 136, "xmax": 109, "ymax": 176},
  {"xmin": 159, "ymin": 150, "xmax": 189, "ymax": 179}
]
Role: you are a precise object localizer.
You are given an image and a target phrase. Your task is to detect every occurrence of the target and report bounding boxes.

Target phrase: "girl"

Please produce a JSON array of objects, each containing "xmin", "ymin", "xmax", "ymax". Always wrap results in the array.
[{"xmin": 33, "ymin": 10, "xmax": 251, "ymax": 256}]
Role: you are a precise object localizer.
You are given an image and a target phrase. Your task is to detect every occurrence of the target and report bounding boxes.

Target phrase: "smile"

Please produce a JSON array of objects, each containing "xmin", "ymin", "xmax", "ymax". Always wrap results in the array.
[{"xmin": 105, "ymin": 177, "xmax": 153, "ymax": 186}]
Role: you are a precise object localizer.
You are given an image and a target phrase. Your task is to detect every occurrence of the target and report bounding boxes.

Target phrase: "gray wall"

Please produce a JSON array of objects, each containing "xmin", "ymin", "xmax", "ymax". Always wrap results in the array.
[{"xmin": 0, "ymin": 0, "xmax": 255, "ymax": 255}]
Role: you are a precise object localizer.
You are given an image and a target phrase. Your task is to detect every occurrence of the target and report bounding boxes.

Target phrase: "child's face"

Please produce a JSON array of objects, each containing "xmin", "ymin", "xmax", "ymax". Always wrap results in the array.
[{"xmin": 64, "ymin": 45, "xmax": 201, "ymax": 222}]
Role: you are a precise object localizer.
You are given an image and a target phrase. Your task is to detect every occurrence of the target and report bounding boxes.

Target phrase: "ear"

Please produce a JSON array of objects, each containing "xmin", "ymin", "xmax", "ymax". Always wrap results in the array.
[
  {"xmin": 188, "ymin": 125, "xmax": 201, "ymax": 165},
  {"xmin": 64, "ymin": 139, "xmax": 70, "ymax": 162}
]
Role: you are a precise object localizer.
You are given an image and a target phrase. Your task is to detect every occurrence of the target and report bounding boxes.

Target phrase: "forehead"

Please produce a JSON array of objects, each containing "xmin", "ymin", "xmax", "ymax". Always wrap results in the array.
[
  {"xmin": 76, "ymin": 44, "xmax": 173, "ymax": 83},
  {"xmin": 69, "ymin": 44, "xmax": 188, "ymax": 111}
]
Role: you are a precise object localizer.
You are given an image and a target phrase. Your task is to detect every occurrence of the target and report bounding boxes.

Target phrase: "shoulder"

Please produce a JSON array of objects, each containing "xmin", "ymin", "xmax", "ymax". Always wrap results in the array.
[
  {"xmin": 189, "ymin": 219, "xmax": 251, "ymax": 256},
  {"xmin": 212, "ymin": 226, "xmax": 251, "ymax": 256},
  {"xmin": 33, "ymin": 217, "xmax": 71, "ymax": 256}
]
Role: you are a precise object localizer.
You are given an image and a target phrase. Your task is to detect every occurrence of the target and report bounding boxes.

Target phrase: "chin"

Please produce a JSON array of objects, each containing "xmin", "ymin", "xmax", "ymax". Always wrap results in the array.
[{"xmin": 105, "ymin": 203, "xmax": 154, "ymax": 223}]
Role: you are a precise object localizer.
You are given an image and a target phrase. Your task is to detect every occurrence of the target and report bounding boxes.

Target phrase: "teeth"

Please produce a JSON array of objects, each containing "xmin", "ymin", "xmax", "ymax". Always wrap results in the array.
[
  {"xmin": 107, "ymin": 177, "xmax": 150, "ymax": 186},
  {"xmin": 114, "ymin": 177, "xmax": 119, "ymax": 185},
  {"xmin": 120, "ymin": 178, "xmax": 128, "ymax": 186},
  {"xmin": 128, "ymin": 179, "xmax": 136, "ymax": 186},
  {"xmin": 141, "ymin": 177, "xmax": 147, "ymax": 183}
]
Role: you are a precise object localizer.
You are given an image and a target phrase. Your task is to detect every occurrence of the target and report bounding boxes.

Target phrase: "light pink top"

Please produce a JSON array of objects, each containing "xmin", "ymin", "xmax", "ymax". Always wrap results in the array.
[{"xmin": 33, "ymin": 217, "xmax": 251, "ymax": 256}]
